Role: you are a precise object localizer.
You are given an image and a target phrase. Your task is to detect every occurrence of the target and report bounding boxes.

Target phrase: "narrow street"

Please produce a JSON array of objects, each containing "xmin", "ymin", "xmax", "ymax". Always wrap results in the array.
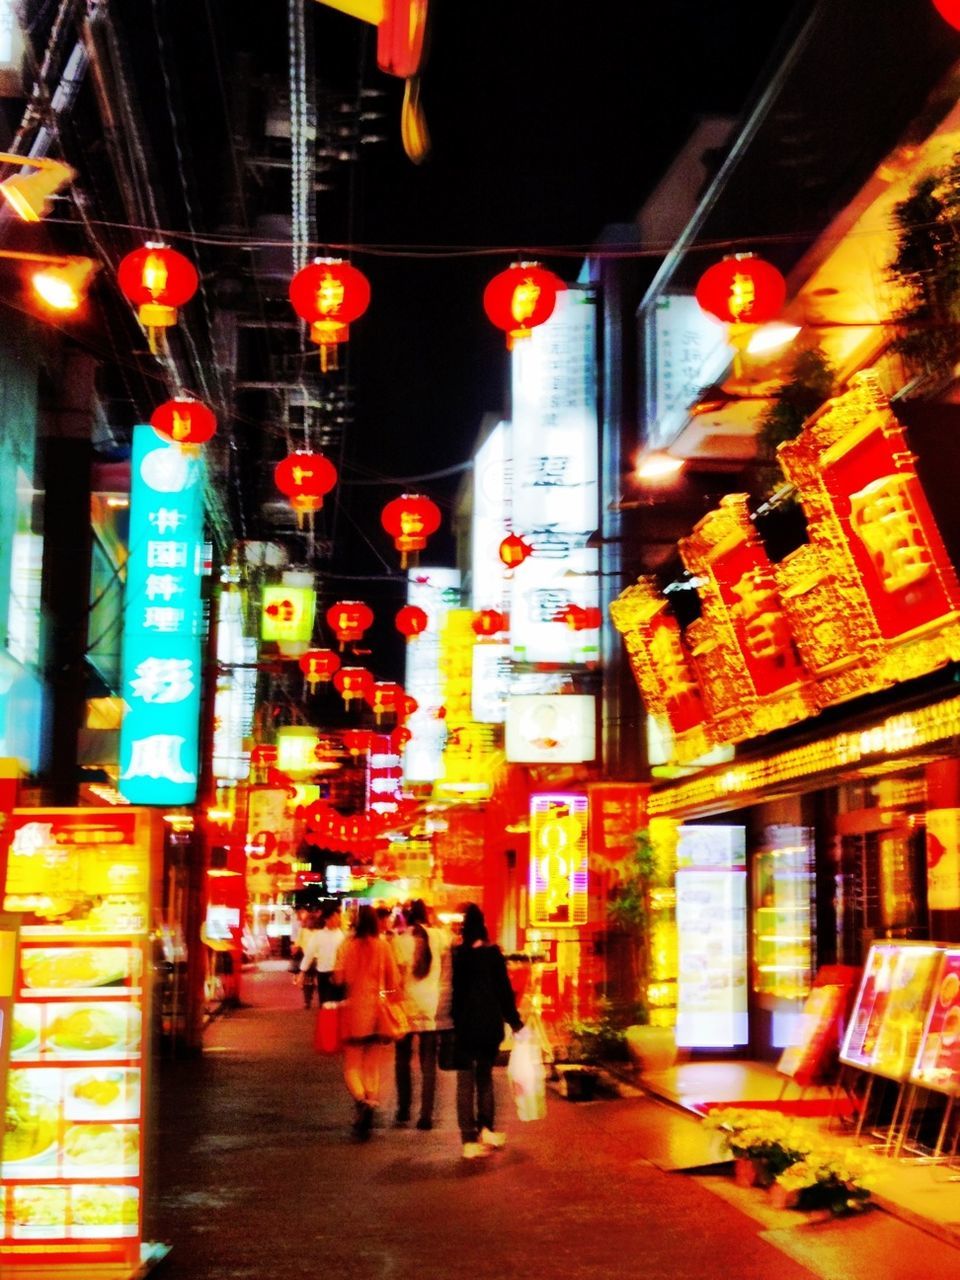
[{"xmin": 147, "ymin": 965, "xmax": 960, "ymax": 1280}]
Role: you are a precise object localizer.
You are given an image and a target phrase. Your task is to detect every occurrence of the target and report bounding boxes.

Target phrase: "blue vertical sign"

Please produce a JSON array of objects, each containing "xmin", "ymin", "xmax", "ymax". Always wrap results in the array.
[{"xmin": 119, "ymin": 425, "xmax": 205, "ymax": 805}]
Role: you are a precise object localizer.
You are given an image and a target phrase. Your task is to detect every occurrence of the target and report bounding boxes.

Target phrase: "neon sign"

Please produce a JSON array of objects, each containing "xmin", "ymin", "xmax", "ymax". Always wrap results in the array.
[
  {"xmin": 529, "ymin": 793, "xmax": 589, "ymax": 927},
  {"xmin": 119, "ymin": 427, "xmax": 203, "ymax": 805}
]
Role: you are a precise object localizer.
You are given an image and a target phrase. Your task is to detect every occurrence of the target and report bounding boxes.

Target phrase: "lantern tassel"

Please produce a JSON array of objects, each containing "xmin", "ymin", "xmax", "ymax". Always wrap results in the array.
[{"xmin": 320, "ymin": 342, "xmax": 339, "ymax": 373}]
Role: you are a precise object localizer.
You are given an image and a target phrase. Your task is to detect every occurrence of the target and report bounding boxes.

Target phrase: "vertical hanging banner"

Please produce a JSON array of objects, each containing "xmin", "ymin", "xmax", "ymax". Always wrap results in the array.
[
  {"xmin": 119, "ymin": 426, "xmax": 204, "ymax": 805},
  {"xmin": 529, "ymin": 793, "xmax": 589, "ymax": 927}
]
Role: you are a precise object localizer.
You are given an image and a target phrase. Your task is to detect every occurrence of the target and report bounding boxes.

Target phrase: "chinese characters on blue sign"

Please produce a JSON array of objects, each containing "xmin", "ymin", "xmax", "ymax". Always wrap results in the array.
[{"xmin": 119, "ymin": 425, "xmax": 204, "ymax": 804}]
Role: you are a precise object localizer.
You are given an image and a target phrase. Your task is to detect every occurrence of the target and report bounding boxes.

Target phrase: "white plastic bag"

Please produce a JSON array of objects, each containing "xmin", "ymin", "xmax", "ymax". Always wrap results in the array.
[{"xmin": 507, "ymin": 1027, "xmax": 546, "ymax": 1121}]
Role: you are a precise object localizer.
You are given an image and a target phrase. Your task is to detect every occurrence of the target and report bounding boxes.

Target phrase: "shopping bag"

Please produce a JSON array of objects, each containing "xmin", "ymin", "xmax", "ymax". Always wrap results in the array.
[
  {"xmin": 507, "ymin": 1028, "xmax": 546, "ymax": 1121},
  {"xmin": 375, "ymin": 991, "xmax": 410, "ymax": 1040},
  {"xmin": 314, "ymin": 1001, "xmax": 343, "ymax": 1054}
]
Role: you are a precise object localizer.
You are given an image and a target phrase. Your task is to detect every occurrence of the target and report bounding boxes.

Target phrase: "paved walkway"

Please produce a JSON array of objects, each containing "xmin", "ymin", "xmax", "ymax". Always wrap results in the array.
[{"xmin": 146, "ymin": 963, "xmax": 960, "ymax": 1280}]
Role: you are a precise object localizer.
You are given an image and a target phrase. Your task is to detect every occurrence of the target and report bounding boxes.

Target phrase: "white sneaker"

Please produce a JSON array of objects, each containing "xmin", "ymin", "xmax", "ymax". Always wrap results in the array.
[
  {"xmin": 480, "ymin": 1127, "xmax": 506, "ymax": 1149},
  {"xmin": 462, "ymin": 1141, "xmax": 492, "ymax": 1160}
]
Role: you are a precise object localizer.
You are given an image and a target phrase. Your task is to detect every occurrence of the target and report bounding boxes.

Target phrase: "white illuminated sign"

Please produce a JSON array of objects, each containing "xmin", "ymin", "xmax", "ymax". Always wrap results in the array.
[
  {"xmin": 644, "ymin": 294, "xmax": 734, "ymax": 450},
  {"xmin": 509, "ymin": 286, "xmax": 598, "ymax": 664},
  {"xmin": 403, "ymin": 567, "xmax": 461, "ymax": 783},
  {"xmin": 472, "ymin": 421, "xmax": 510, "ymax": 612},
  {"xmin": 505, "ymin": 694, "xmax": 596, "ymax": 764}
]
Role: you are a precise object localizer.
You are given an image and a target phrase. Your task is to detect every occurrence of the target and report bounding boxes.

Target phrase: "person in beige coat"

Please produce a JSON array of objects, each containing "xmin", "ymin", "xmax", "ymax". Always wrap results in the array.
[{"xmin": 334, "ymin": 904, "xmax": 401, "ymax": 1140}]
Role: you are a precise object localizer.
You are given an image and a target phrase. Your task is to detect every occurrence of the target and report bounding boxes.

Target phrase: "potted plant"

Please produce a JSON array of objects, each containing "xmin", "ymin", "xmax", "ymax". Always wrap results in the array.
[
  {"xmin": 703, "ymin": 1108, "xmax": 814, "ymax": 1189},
  {"xmin": 771, "ymin": 1146, "xmax": 879, "ymax": 1214}
]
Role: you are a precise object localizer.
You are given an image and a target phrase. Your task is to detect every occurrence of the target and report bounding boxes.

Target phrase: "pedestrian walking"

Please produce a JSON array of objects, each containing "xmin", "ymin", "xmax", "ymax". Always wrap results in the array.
[
  {"xmin": 292, "ymin": 910, "xmax": 321, "ymax": 1008},
  {"xmin": 333, "ymin": 903, "xmax": 401, "ymax": 1140},
  {"xmin": 393, "ymin": 899, "xmax": 445, "ymax": 1130},
  {"xmin": 296, "ymin": 902, "xmax": 345, "ymax": 1003},
  {"xmin": 451, "ymin": 902, "xmax": 523, "ymax": 1160}
]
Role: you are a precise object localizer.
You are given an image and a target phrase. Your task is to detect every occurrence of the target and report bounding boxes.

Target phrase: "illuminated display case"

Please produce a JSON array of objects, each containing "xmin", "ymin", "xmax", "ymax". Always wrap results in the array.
[
  {"xmin": 1, "ymin": 808, "xmax": 159, "ymax": 1276},
  {"xmin": 752, "ymin": 825, "xmax": 814, "ymax": 1008}
]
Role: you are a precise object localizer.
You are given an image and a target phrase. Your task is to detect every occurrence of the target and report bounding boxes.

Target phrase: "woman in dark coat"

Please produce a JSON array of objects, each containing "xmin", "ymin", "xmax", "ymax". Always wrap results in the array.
[{"xmin": 451, "ymin": 903, "xmax": 523, "ymax": 1159}]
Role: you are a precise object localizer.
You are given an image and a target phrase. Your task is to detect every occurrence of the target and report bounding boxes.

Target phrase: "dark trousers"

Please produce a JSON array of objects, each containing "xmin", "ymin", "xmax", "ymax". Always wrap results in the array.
[
  {"xmin": 456, "ymin": 1048, "xmax": 497, "ymax": 1143},
  {"xmin": 395, "ymin": 1030, "xmax": 437, "ymax": 1123}
]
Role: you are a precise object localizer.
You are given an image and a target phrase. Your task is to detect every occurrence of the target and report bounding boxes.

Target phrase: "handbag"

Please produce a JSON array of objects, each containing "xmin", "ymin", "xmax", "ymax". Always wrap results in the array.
[
  {"xmin": 376, "ymin": 943, "xmax": 410, "ymax": 1041},
  {"xmin": 313, "ymin": 1001, "xmax": 343, "ymax": 1054}
]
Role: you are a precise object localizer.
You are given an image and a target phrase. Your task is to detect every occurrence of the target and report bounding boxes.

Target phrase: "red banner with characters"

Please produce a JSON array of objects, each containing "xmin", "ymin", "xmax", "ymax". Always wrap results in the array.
[
  {"xmin": 822, "ymin": 418, "xmax": 960, "ymax": 642},
  {"xmin": 588, "ymin": 783, "xmax": 647, "ymax": 872}
]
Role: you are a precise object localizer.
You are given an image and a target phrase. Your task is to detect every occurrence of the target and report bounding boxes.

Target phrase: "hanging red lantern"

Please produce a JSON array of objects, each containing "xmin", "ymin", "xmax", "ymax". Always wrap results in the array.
[
  {"xmin": 381, "ymin": 493, "xmax": 441, "ymax": 568},
  {"xmin": 399, "ymin": 693, "xmax": 418, "ymax": 721},
  {"xmin": 694, "ymin": 254, "xmax": 786, "ymax": 326},
  {"xmin": 341, "ymin": 728, "xmax": 373, "ymax": 758},
  {"xmin": 250, "ymin": 744, "xmax": 278, "ymax": 767},
  {"xmin": 298, "ymin": 648, "xmax": 341, "ymax": 690},
  {"xmin": 933, "ymin": 1, "xmax": 960, "ymax": 29},
  {"xmin": 288, "ymin": 257, "xmax": 371, "ymax": 372},
  {"xmin": 389, "ymin": 725, "xmax": 412, "ymax": 753},
  {"xmin": 369, "ymin": 681, "xmax": 404, "ymax": 723},
  {"xmin": 499, "ymin": 533, "xmax": 533, "ymax": 569},
  {"xmin": 150, "ymin": 397, "xmax": 216, "ymax": 446},
  {"xmin": 472, "ymin": 608, "xmax": 506, "ymax": 637},
  {"xmin": 333, "ymin": 666, "xmax": 374, "ymax": 705},
  {"xmin": 395, "ymin": 604, "xmax": 428, "ymax": 638},
  {"xmin": 117, "ymin": 243, "xmax": 199, "ymax": 354},
  {"xmin": 326, "ymin": 600, "xmax": 374, "ymax": 648},
  {"xmin": 274, "ymin": 451, "xmax": 338, "ymax": 524},
  {"xmin": 483, "ymin": 261, "xmax": 565, "ymax": 349}
]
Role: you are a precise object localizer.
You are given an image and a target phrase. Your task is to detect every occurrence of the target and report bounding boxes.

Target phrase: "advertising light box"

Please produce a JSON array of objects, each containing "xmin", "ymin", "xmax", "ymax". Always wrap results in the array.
[
  {"xmin": 505, "ymin": 694, "xmax": 595, "ymax": 764},
  {"xmin": 675, "ymin": 825, "xmax": 748, "ymax": 1049},
  {"xmin": 471, "ymin": 421, "xmax": 510, "ymax": 613},
  {"xmin": 403, "ymin": 568, "xmax": 460, "ymax": 784},
  {"xmin": 118, "ymin": 426, "xmax": 204, "ymax": 806},
  {"xmin": 529, "ymin": 793, "xmax": 589, "ymax": 927},
  {"xmin": 911, "ymin": 948, "xmax": 960, "ymax": 1095}
]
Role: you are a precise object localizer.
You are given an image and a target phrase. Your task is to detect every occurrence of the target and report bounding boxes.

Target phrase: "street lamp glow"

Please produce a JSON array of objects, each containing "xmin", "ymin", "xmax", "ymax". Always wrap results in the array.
[
  {"xmin": 31, "ymin": 256, "xmax": 98, "ymax": 311},
  {"xmin": 635, "ymin": 450, "xmax": 684, "ymax": 481},
  {"xmin": 745, "ymin": 322, "xmax": 801, "ymax": 356}
]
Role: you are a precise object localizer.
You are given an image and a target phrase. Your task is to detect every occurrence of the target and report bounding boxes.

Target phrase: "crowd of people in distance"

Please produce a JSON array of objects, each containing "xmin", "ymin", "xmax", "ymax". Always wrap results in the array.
[{"xmin": 289, "ymin": 899, "xmax": 523, "ymax": 1158}]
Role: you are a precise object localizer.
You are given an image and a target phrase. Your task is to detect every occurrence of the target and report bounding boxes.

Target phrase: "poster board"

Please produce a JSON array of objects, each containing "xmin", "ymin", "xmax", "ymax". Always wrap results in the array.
[
  {"xmin": 777, "ymin": 965, "xmax": 859, "ymax": 1086},
  {"xmin": 910, "ymin": 948, "xmax": 960, "ymax": 1096},
  {"xmin": 839, "ymin": 942, "xmax": 941, "ymax": 1082}
]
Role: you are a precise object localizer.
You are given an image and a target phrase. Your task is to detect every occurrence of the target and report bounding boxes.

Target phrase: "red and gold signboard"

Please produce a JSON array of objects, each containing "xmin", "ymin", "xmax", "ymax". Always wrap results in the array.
[
  {"xmin": 681, "ymin": 494, "xmax": 816, "ymax": 737},
  {"xmin": 911, "ymin": 948, "xmax": 960, "ymax": 1096},
  {"xmin": 779, "ymin": 373, "xmax": 960, "ymax": 700},
  {"xmin": 609, "ymin": 579, "xmax": 711, "ymax": 763}
]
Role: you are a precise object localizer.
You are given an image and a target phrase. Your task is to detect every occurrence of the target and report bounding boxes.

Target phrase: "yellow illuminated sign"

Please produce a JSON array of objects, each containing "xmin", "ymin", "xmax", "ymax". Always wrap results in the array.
[{"xmin": 261, "ymin": 585, "xmax": 316, "ymax": 643}]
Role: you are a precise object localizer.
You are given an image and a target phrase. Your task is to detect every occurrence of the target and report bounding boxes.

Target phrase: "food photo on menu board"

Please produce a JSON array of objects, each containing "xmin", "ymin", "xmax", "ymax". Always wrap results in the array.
[
  {"xmin": 912, "ymin": 949, "xmax": 960, "ymax": 1092},
  {"xmin": 841, "ymin": 943, "xmax": 941, "ymax": 1079},
  {"xmin": 4, "ymin": 1183, "xmax": 140, "ymax": 1240},
  {"xmin": 2, "ymin": 1066, "xmax": 142, "ymax": 1179},
  {"xmin": 19, "ymin": 946, "xmax": 142, "ymax": 993}
]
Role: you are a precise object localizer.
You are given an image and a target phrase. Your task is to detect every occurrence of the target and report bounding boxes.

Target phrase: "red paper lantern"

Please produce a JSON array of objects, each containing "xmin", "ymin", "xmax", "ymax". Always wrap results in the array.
[
  {"xmin": 333, "ymin": 667, "xmax": 374, "ymax": 705},
  {"xmin": 369, "ymin": 681, "xmax": 404, "ymax": 722},
  {"xmin": 326, "ymin": 600, "xmax": 374, "ymax": 647},
  {"xmin": 483, "ymin": 262, "xmax": 565, "ymax": 348},
  {"xmin": 472, "ymin": 608, "xmax": 506, "ymax": 637},
  {"xmin": 150, "ymin": 397, "xmax": 216, "ymax": 446},
  {"xmin": 299, "ymin": 648, "xmax": 341, "ymax": 690},
  {"xmin": 341, "ymin": 729, "xmax": 373, "ymax": 757},
  {"xmin": 933, "ymin": 1, "xmax": 960, "ymax": 29},
  {"xmin": 695, "ymin": 254, "xmax": 786, "ymax": 326},
  {"xmin": 400, "ymin": 693, "xmax": 418, "ymax": 720},
  {"xmin": 381, "ymin": 493, "xmax": 441, "ymax": 567},
  {"xmin": 376, "ymin": 0, "xmax": 429, "ymax": 77},
  {"xmin": 117, "ymin": 243, "xmax": 199, "ymax": 352},
  {"xmin": 499, "ymin": 533, "xmax": 532, "ymax": 569},
  {"xmin": 289, "ymin": 258, "xmax": 371, "ymax": 371},
  {"xmin": 274, "ymin": 451, "xmax": 338, "ymax": 520},
  {"xmin": 395, "ymin": 604, "xmax": 428, "ymax": 638},
  {"xmin": 389, "ymin": 725, "xmax": 412, "ymax": 753},
  {"xmin": 250, "ymin": 744, "xmax": 278, "ymax": 767}
]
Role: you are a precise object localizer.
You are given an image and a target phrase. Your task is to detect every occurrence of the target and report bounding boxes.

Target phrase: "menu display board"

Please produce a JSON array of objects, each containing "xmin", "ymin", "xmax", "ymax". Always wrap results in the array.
[
  {"xmin": 1, "ymin": 808, "xmax": 156, "ymax": 1274},
  {"xmin": 911, "ymin": 948, "xmax": 960, "ymax": 1095},
  {"xmin": 675, "ymin": 826, "xmax": 748, "ymax": 1049},
  {"xmin": 840, "ymin": 942, "xmax": 941, "ymax": 1081}
]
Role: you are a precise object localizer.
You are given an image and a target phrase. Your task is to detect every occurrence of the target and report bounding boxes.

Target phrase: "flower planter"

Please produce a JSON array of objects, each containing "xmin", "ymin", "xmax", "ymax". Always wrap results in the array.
[
  {"xmin": 733, "ymin": 1157, "xmax": 761, "ymax": 1188},
  {"xmin": 558, "ymin": 1066, "xmax": 599, "ymax": 1102},
  {"xmin": 624, "ymin": 1025, "xmax": 677, "ymax": 1075}
]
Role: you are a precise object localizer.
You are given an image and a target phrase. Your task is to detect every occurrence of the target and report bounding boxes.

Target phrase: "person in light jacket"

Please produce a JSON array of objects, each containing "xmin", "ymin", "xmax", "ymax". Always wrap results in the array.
[
  {"xmin": 451, "ymin": 902, "xmax": 522, "ymax": 1160},
  {"xmin": 393, "ymin": 899, "xmax": 445, "ymax": 1130},
  {"xmin": 333, "ymin": 904, "xmax": 401, "ymax": 1140}
]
